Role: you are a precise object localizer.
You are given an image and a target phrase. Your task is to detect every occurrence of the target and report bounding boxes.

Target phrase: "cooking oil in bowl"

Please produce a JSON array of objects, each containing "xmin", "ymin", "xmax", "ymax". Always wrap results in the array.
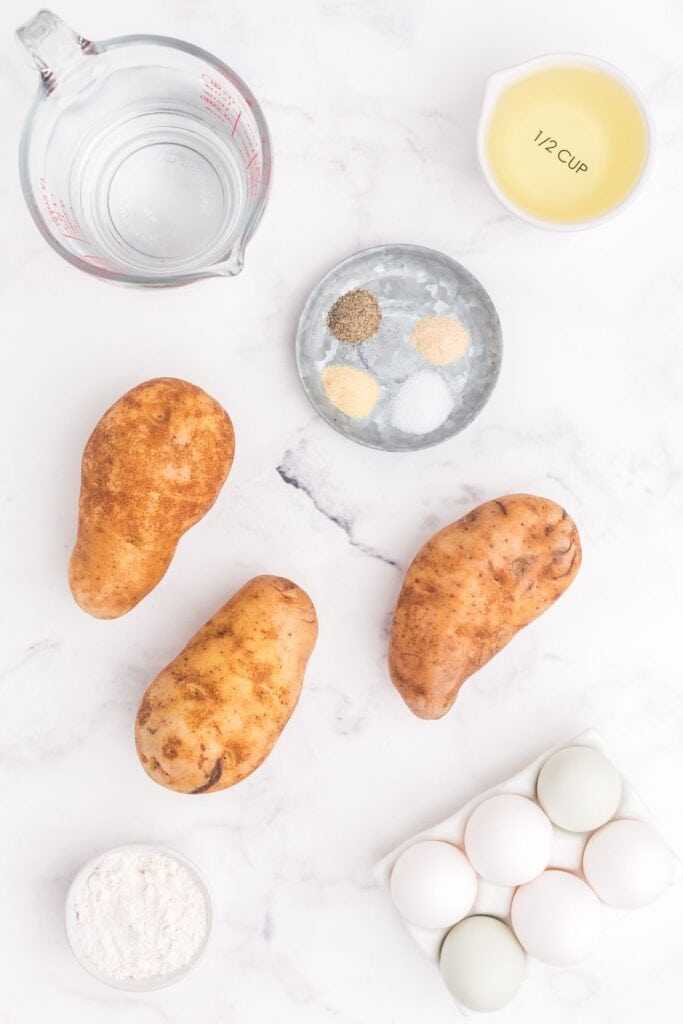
[{"xmin": 481, "ymin": 59, "xmax": 650, "ymax": 227}]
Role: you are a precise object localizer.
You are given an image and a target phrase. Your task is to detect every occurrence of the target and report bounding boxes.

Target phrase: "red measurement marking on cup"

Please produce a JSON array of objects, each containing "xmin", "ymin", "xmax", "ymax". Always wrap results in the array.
[
  {"xmin": 201, "ymin": 74, "xmax": 240, "ymax": 129},
  {"xmin": 80, "ymin": 254, "xmax": 119, "ymax": 273},
  {"xmin": 199, "ymin": 75, "xmax": 263, "ymax": 194},
  {"xmin": 38, "ymin": 179, "xmax": 120, "ymax": 273},
  {"xmin": 39, "ymin": 179, "xmax": 90, "ymax": 246},
  {"xmin": 246, "ymin": 159, "xmax": 262, "ymax": 199}
]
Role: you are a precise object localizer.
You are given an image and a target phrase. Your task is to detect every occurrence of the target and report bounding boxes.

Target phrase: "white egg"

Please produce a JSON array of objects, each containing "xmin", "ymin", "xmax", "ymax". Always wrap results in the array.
[
  {"xmin": 511, "ymin": 869, "xmax": 603, "ymax": 966},
  {"xmin": 389, "ymin": 840, "xmax": 477, "ymax": 930},
  {"xmin": 537, "ymin": 745, "xmax": 622, "ymax": 832},
  {"xmin": 464, "ymin": 794, "xmax": 553, "ymax": 886},
  {"xmin": 440, "ymin": 915, "xmax": 526, "ymax": 1012},
  {"xmin": 583, "ymin": 818, "xmax": 673, "ymax": 908}
]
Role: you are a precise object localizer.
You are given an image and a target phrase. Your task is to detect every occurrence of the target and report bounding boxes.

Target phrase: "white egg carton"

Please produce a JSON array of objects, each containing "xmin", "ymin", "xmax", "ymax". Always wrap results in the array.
[{"xmin": 374, "ymin": 729, "xmax": 681, "ymax": 1015}]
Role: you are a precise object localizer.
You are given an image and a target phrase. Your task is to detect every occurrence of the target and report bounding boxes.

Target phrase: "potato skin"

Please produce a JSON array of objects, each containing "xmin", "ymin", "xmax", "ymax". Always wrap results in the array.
[
  {"xmin": 135, "ymin": 576, "xmax": 318, "ymax": 794},
  {"xmin": 68, "ymin": 378, "xmax": 234, "ymax": 619},
  {"xmin": 389, "ymin": 495, "xmax": 581, "ymax": 720}
]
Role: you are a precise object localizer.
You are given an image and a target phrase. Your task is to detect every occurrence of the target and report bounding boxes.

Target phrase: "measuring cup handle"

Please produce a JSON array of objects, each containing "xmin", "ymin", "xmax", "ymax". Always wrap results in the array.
[{"xmin": 16, "ymin": 10, "xmax": 91, "ymax": 87}]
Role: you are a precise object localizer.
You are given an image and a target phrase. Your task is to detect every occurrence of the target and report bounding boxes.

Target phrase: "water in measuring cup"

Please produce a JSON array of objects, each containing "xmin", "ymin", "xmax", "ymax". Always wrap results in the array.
[{"xmin": 66, "ymin": 98, "xmax": 249, "ymax": 274}]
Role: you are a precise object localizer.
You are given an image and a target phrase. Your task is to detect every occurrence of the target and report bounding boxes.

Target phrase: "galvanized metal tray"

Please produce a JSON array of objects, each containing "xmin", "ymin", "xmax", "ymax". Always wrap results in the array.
[{"xmin": 295, "ymin": 244, "xmax": 502, "ymax": 452}]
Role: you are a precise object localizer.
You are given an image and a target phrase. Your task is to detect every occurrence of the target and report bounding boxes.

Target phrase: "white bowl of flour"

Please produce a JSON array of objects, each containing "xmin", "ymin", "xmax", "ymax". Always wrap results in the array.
[{"xmin": 65, "ymin": 844, "xmax": 213, "ymax": 990}]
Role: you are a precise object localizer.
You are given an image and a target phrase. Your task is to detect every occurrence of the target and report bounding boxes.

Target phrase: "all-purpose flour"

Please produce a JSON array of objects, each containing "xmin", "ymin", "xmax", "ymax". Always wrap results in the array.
[{"xmin": 72, "ymin": 848, "xmax": 208, "ymax": 981}]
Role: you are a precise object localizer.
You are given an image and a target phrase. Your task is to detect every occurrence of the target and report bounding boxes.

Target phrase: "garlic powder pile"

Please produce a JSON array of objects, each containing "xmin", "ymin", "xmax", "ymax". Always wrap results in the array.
[
  {"xmin": 72, "ymin": 848, "xmax": 208, "ymax": 982},
  {"xmin": 322, "ymin": 365, "xmax": 380, "ymax": 418}
]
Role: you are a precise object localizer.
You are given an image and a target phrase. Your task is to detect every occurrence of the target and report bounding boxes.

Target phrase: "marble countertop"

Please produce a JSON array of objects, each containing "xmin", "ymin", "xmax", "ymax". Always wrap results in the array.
[{"xmin": 2, "ymin": 0, "xmax": 683, "ymax": 1021}]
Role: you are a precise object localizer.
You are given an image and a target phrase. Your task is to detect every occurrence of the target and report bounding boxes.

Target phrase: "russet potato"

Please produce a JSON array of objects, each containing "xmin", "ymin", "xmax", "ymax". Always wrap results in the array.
[
  {"xmin": 135, "ymin": 575, "xmax": 318, "ymax": 794},
  {"xmin": 69, "ymin": 377, "xmax": 234, "ymax": 618},
  {"xmin": 389, "ymin": 494, "xmax": 581, "ymax": 719}
]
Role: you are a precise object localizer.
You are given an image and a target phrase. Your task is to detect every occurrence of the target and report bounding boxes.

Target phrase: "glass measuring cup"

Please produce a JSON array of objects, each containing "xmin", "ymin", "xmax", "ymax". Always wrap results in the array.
[{"xmin": 17, "ymin": 10, "xmax": 271, "ymax": 285}]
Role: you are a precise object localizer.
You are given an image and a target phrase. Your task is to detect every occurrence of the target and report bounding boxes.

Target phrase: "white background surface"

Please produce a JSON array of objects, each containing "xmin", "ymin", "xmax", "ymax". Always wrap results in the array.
[{"xmin": 1, "ymin": 1, "xmax": 682, "ymax": 1021}]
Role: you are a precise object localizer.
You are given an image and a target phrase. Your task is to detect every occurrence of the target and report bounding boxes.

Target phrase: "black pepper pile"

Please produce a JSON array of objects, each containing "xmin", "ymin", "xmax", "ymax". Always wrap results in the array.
[{"xmin": 327, "ymin": 288, "xmax": 381, "ymax": 344}]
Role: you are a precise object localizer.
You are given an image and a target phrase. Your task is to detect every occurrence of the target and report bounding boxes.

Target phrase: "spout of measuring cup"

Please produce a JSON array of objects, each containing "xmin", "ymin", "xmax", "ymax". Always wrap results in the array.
[
  {"xmin": 16, "ymin": 10, "xmax": 90, "ymax": 88},
  {"xmin": 211, "ymin": 245, "xmax": 245, "ymax": 277}
]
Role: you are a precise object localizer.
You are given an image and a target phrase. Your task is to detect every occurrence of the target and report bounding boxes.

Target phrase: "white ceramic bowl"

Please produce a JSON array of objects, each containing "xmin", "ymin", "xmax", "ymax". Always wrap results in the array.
[
  {"xmin": 65, "ymin": 843, "xmax": 213, "ymax": 991},
  {"xmin": 477, "ymin": 52, "xmax": 654, "ymax": 231}
]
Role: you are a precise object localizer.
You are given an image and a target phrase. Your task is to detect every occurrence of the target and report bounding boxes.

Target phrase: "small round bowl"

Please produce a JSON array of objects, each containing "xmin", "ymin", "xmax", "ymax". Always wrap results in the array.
[
  {"xmin": 65, "ymin": 843, "xmax": 213, "ymax": 991},
  {"xmin": 296, "ymin": 244, "xmax": 502, "ymax": 452},
  {"xmin": 477, "ymin": 53, "xmax": 653, "ymax": 231}
]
